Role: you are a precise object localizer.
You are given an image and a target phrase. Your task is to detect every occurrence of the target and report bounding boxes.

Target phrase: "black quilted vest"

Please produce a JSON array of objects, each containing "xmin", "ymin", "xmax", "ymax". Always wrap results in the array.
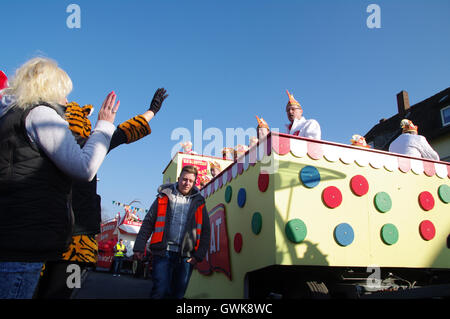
[{"xmin": 0, "ymin": 103, "xmax": 73, "ymax": 261}]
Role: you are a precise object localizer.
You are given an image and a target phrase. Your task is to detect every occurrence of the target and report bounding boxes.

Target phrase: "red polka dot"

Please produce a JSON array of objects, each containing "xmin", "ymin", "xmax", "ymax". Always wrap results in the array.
[
  {"xmin": 258, "ymin": 171, "xmax": 269, "ymax": 192},
  {"xmin": 419, "ymin": 191, "xmax": 435, "ymax": 211},
  {"xmin": 234, "ymin": 233, "xmax": 243, "ymax": 253},
  {"xmin": 350, "ymin": 175, "xmax": 369, "ymax": 196},
  {"xmin": 322, "ymin": 186, "xmax": 343, "ymax": 208},
  {"xmin": 419, "ymin": 220, "xmax": 436, "ymax": 241}
]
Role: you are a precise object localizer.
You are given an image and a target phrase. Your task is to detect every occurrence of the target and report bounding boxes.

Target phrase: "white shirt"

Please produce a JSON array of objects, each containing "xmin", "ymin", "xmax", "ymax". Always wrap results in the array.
[
  {"xmin": 389, "ymin": 133, "xmax": 440, "ymax": 161},
  {"xmin": 286, "ymin": 116, "xmax": 321, "ymax": 140}
]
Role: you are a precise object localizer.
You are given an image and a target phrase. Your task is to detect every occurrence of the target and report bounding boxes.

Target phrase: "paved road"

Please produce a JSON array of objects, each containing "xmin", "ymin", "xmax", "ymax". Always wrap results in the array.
[{"xmin": 72, "ymin": 269, "xmax": 153, "ymax": 299}]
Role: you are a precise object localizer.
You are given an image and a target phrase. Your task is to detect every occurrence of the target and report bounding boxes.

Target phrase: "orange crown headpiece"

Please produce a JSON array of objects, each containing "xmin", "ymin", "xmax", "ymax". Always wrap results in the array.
[
  {"xmin": 210, "ymin": 161, "xmax": 221, "ymax": 170},
  {"xmin": 286, "ymin": 90, "xmax": 301, "ymax": 109},
  {"xmin": 400, "ymin": 119, "xmax": 418, "ymax": 133},
  {"xmin": 255, "ymin": 115, "xmax": 269, "ymax": 129},
  {"xmin": 350, "ymin": 134, "xmax": 370, "ymax": 148}
]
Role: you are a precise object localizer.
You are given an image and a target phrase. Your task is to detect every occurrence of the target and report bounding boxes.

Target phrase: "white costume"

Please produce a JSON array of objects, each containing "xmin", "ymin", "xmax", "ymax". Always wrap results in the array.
[
  {"xmin": 389, "ymin": 134, "xmax": 439, "ymax": 161},
  {"xmin": 286, "ymin": 116, "xmax": 321, "ymax": 140}
]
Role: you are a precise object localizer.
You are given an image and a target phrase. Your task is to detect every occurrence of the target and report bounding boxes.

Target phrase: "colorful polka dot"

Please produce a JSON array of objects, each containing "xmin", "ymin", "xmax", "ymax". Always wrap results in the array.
[
  {"xmin": 334, "ymin": 223, "xmax": 354, "ymax": 247},
  {"xmin": 234, "ymin": 233, "xmax": 243, "ymax": 252},
  {"xmin": 438, "ymin": 185, "xmax": 450, "ymax": 204},
  {"xmin": 419, "ymin": 220, "xmax": 436, "ymax": 241},
  {"xmin": 225, "ymin": 186, "xmax": 232, "ymax": 203},
  {"xmin": 322, "ymin": 186, "xmax": 342, "ymax": 208},
  {"xmin": 381, "ymin": 224, "xmax": 399, "ymax": 245},
  {"xmin": 285, "ymin": 219, "xmax": 307, "ymax": 243},
  {"xmin": 258, "ymin": 172, "xmax": 269, "ymax": 192},
  {"xmin": 299, "ymin": 166, "xmax": 320, "ymax": 188},
  {"xmin": 418, "ymin": 191, "xmax": 435, "ymax": 211},
  {"xmin": 350, "ymin": 175, "xmax": 369, "ymax": 196},
  {"xmin": 237, "ymin": 188, "xmax": 246, "ymax": 207},
  {"xmin": 251, "ymin": 212, "xmax": 262, "ymax": 235},
  {"xmin": 374, "ymin": 192, "xmax": 392, "ymax": 213}
]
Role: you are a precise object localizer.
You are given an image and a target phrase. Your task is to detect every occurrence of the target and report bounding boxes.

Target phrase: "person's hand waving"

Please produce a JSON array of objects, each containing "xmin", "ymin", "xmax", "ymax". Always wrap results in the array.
[
  {"xmin": 148, "ymin": 88, "xmax": 168, "ymax": 116},
  {"xmin": 98, "ymin": 91, "xmax": 120, "ymax": 123}
]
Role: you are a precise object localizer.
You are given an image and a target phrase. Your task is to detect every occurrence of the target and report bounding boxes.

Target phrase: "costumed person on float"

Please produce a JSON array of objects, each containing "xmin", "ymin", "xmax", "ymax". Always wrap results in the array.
[
  {"xmin": 350, "ymin": 134, "xmax": 371, "ymax": 148},
  {"xmin": 222, "ymin": 147, "xmax": 234, "ymax": 161},
  {"xmin": 285, "ymin": 90, "xmax": 321, "ymax": 140},
  {"xmin": 210, "ymin": 161, "xmax": 222, "ymax": 177},
  {"xmin": 181, "ymin": 141, "xmax": 197, "ymax": 154},
  {"xmin": 256, "ymin": 115, "xmax": 270, "ymax": 140},
  {"xmin": 35, "ymin": 88, "xmax": 168, "ymax": 298},
  {"xmin": 388, "ymin": 119, "xmax": 439, "ymax": 161}
]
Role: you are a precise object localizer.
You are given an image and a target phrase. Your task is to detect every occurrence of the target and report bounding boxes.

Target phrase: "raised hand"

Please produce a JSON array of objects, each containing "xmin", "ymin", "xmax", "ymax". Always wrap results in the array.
[
  {"xmin": 148, "ymin": 88, "xmax": 168, "ymax": 116},
  {"xmin": 98, "ymin": 91, "xmax": 120, "ymax": 123}
]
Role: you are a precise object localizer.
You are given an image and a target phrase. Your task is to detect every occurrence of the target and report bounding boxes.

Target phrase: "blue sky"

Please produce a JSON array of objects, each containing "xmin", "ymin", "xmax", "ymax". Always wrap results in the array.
[{"xmin": 2, "ymin": 0, "xmax": 449, "ymax": 220}]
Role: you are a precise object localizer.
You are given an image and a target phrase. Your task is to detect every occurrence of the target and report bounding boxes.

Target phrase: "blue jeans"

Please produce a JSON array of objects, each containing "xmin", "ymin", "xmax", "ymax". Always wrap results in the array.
[
  {"xmin": 113, "ymin": 256, "xmax": 124, "ymax": 274},
  {"xmin": 151, "ymin": 251, "xmax": 194, "ymax": 299},
  {"xmin": 0, "ymin": 262, "xmax": 43, "ymax": 299}
]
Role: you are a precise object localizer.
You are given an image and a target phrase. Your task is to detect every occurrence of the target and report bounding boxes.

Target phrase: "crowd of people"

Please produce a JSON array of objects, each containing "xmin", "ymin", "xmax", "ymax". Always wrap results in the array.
[{"xmin": 0, "ymin": 56, "xmax": 441, "ymax": 300}]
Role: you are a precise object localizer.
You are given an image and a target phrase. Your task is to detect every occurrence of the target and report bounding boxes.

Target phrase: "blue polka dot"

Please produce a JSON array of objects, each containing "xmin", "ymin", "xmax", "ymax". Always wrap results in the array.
[
  {"xmin": 300, "ymin": 166, "xmax": 320, "ymax": 188},
  {"xmin": 334, "ymin": 223, "xmax": 354, "ymax": 247},
  {"xmin": 237, "ymin": 188, "xmax": 246, "ymax": 208}
]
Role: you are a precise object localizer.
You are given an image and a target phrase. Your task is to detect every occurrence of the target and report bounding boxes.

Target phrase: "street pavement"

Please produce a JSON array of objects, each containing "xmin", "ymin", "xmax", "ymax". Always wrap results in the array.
[{"xmin": 72, "ymin": 269, "xmax": 153, "ymax": 299}]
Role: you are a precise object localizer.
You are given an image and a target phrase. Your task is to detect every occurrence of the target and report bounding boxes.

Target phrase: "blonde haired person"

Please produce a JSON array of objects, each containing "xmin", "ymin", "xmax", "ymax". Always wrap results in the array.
[{"xmin": 0, "ymin": 57, "xmax": 120, "ymax": 299}]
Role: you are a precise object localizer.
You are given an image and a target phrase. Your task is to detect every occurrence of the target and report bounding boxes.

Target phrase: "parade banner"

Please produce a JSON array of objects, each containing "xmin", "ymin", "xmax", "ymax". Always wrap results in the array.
[
  {"xmin": 195, "ymin": 204, "xmax": 232, "ymax": 280},
  {"xmin": 182, "ymin": 157, "xmax": 208, "ymax": 187}
]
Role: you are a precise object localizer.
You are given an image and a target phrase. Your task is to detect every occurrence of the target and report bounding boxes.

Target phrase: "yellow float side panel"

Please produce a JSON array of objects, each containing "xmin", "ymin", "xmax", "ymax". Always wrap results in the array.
[{"xmin": 186, "ymin": 160, "xmax": 276, "ymax": 299}]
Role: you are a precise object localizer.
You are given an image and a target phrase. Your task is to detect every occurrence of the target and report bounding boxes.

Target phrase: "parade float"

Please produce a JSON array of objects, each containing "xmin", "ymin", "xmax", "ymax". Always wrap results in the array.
[
  {"xmin": 96, "ymin": 205, "xmax": 151, "ymax": 276},
  {"xmin": 163, "ymin": 132, "xmax": 450, "ymax": 298}
]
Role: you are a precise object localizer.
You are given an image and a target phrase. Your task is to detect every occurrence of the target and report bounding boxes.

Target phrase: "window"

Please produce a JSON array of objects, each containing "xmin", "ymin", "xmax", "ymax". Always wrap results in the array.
[{"xmin": 441, "ymin": 105, "xmax": 450, "ymax": 127}]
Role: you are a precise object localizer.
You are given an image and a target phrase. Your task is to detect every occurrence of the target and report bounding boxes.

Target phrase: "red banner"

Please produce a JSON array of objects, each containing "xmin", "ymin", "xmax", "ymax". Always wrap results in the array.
[
  {"xmin": 195, "ymin": 204, "xmax": 232, "ymax": 280},
  {"xmin": 182, "ymin": 157, "xmax": 208, "ymax": 187}
]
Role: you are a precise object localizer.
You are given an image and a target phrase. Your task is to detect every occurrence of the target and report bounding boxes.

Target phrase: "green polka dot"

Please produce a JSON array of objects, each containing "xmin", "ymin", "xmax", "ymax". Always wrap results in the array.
[
  {"xmin": 285, "ymin": 219, "xmax": 307, "ymax": 243},
  {"xmin": 252, "ymin": 212, "xmax": 262, "ymax": 235},
  {"xmin": 438, "ymin": 185, "xmax": 450, "ymax": 204},
  {"xmin": 374, "ymin": 192, "xmax": 392, "ymax": 213},
  {"xmin": 381, "ymin": 224, "xmax": 399, "ymax": 245},
  {"xmin": 225, "ymin": 186, "xmax": 232, "ymax": 203}
]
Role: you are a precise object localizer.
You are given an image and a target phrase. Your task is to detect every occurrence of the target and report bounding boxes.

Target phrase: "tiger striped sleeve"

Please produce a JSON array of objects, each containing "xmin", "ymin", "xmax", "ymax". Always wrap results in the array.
[{"xmin": 117, "ymin": 115, "xmax": 151, "ymax": 144}]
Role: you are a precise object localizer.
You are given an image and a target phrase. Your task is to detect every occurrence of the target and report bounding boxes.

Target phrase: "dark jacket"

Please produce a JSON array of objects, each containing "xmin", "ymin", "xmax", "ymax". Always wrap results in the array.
[
  {"xmin": 71, "ymin": 129, "xmax": 127, "ymax": 236},
  {"xmin": 0, "ymin": 102, "xmax": 73, "ymax": 262},
  {"xmin": 134, "ymin": 183, "xmax": 211, "ymax": 262}
]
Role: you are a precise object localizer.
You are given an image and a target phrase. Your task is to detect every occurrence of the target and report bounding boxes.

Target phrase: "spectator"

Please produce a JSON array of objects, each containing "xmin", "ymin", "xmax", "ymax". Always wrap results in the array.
[
  {"xmin": 113, "ymin": 239, "xmax": 127, "ymax": 277},
  {"xmin": 34, "ymin": 88, "xmax": 167, "ymax": 298},
  {"xmin": 0, "ymin": 57, "xmax": 119, "ymax": 299},
  {"xmin": 133, "ymin": 165, "xmax": 211, "ymax": 299}
]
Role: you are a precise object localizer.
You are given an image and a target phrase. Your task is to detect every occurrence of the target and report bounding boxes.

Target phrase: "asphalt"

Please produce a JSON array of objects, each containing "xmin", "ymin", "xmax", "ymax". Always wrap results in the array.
[{"xmin": 71, "ymin": 269, "xmax": 153, "ymax": 299}]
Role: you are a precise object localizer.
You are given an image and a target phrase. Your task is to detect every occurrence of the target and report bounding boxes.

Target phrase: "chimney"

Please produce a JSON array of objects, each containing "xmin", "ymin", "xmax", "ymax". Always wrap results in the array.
[{"xmin": 397, "ymin": 90, "xmax": 410, "ymax": 115}]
